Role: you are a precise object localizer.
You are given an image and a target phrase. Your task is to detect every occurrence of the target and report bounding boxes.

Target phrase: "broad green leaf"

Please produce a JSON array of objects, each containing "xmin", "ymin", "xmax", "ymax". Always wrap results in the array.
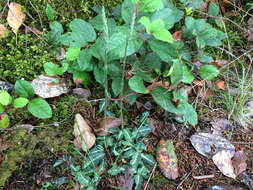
[
  {"xmin": 137, "ymin": 124, "xmax": 152, "ymax": 138},
  {"xmin": 153, "ymin": 28, "xmax": 173, "ymax": 43},
  {"xmin": 73, "ymin": 71, "xmax": 90, "ymax": 86},
  {"xmin": 123, "ymin": 128, "xmax": 132, "ymax": 142},
  {"xmin": 112, "ymin": 78, "xmax": 122, "ymax": 96},
  {"xmin": 46, "ymin": 4, "xmax": 55, "ymax": 21},
  {"xmin": 93, "ymin": 65, "xmax": 105, "ymax": 84},
  {"xmin": 46, "ymin": 21, "xmax": 63, "ymax": 46},
  {"xmin": 134, "ymin": 174, "xmax": 143, "ymax": 190},
  {"xmin": 130, "ymin": 152, "xmax": 141, "ymax": 168},
  {"xmin": 66, "ymin": 48, "xmax": 80, "ymax": 61},
  {"xmin": 57, "ymin": 62, "xmax": 69, "ymax": 75},
  {"xmin": 108, "ymin": 32, "xmax": 143, "ymax": 58},
  {"xmin": 0, "ymin": 113, "xmax": 9, "ymax": 128},
  {"xmin": 122, "ymin": 81, "xmax": 137, "ymax": 105},
  {"xmin": 13, "ymin": 97, "xmax": 29, "ymax": 108},
  {"xmin": 195, "ymin": 53, "xmax": 214, "ymax": 63},
  {"xmin": 139, "ymin": 0, "xmax": 163, "ymax": 12},
  {"xmin": 199, "ymin": 65, "xmax": 219, "ymax": 80},
  {"xmin": 14, "ymin": 80, "xmax": 34, "ymax": 98},
  {"xmin": 170, "ymin": 59, "xmax": 183, "ymax": 88},
  {"xmin": 121, "ymin": 0, "xmax": 136, "ymax": 24},
  {"xmin": 74, "ymin": 172, "xmax": 90, "ymax": 186},
  {"xmin": 150, "ymin": 86, "xmax": 178, "ymax": 114},
  {"xmin": 78, "ymin": 49, "xmax": 92, "ymax": 71},
  {"xmin": 44, "ymin": 62, "xmax": 59, "ymax": 76},
  {"xmin": 138, "ymin": 16, "xmax": 151, "ymax": 33},
  {"xmin": 0, "ymin": 104, "xmax": 4, "ymax": 113},
  {"xmin": 90, "ymin": 14, "xmax": 116, "ymax": 32},
  {"xmin": 151, "ymin": 8, "xmax": 183, "ymax": 29},
  {"xmin": 129, "ymin": 76, "xmax": 147, "ymax": 94},
  {"xmin": 180, "ymin": 0, "xmax": 203, "ymax": 10},
  {"xmin": 61, "ymin": 19, "xmax": 96, "ymax": 48},
  {"xmin": 177, "ymin": 102, "xmax": 198, "ymax": 126},
  {"xmin": 28, "ymin": 98, "xmax": 52, "ymax": 119},
  {"xmin": 0, "ymin": 91, "xmax": 12, "ymax": 106},
  {"xmin": 149, "ymin": 39, "xmax": 178, "ymax": 63},
  {"xmin": 182, "ymin": 65, "xmax": 194, "ymax": 84},
  {"xmin": 107, "ymin": 164, "xmax": 121, "ymax": 176},
  {"xmin": 141, "ymin": 153, "xmax": 156, "ymax": 166},
  {"xmin": 209, "ymin": 2, "xmax": 220, "ymax": 16}
]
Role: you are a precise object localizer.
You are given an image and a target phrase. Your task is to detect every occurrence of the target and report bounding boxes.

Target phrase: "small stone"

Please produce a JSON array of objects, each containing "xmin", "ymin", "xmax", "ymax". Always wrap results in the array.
[
  {"xmin": 72, "ymin": 88, "xmax": 91, "ymax": 98},
  {"xmin": 0, "ymin": 81, "xmax": 14, "ymax": 94}
]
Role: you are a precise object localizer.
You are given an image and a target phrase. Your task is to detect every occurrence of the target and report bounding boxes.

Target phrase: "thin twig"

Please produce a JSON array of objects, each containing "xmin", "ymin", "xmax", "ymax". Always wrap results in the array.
[
  {"xmin": 144, "ymin": 163, "xmax": 157, "ymax": 190},
  {"xmin": 193, "ymin": 175, "xmax": 215, "ymax": 180},
  {"xmin": 29, "ymin": 0, "xmax": 43, "ymax": 28},
  {"xmin": 0, "ymin": 1, "xmax": 8, "ymax": 19},
  {"xmin": 177, "ymin": 167, "xmax": 195, "ymax": 190},
  {"xmin": 84, "ymin": 92, "xmax": 137, "ymax": 103}
]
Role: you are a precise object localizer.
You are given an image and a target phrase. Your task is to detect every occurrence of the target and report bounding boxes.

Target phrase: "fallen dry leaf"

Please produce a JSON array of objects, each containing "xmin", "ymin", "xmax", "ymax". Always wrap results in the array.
[
  {"xmin": 213, "ymin": 150, "xmax": 236, "ymax": 179},
  {"xmin": 232, "ymin": 150, "xmax": 247, "ymax": 176},
  {"xmin": 197, "ymin": 87, "xmax": 212, "ymax": 100},
  {"xmin": 72, "ymin": 88, "xmax": 91, "ymax": 98},
  {"xmin": 0, "ymin": 24, "xmax": 8, "ymax": 38},
  {"xmin": 172, "ymin": 30, "xmax": 183, "ymax": 42},
  {"xmin": 217, "ymin": 59, "xmax": 229, "ymax": 67},
  {"xmin": 216, "ymin": 81, "xmax": 225, "ymax": 90},
  {"xmin": 7, "ymin": 2, "xmax": 26, "ymax": 34},
  {"xmin": 193, "ymin": 80, "xmax": 204, "ymax": 87},
  {"xmin": 156, "ymin": 139, "xmax": 178, "ymax": 180},
  {"xmin": 118, "ymin": 167, "xmax": 134, "ymax": 190},
  {"xmin": 73, "ymin": 114, "xmax": 96, "ymax": 152},
  {"xmin": 210, "ymin": 118, "xmax": 230, "ymax": 135},
  {"xmin": 247, "ymin": 18, "xmax": 253, "ymax": 42},
  {"xmin": 31, "ymin": 75, "xmax": 68, "ymax": 98},
  {"xmin": 94, "ymin": 116, "xmax": 122, "ymax": 136},
  {"xmin": 190, "ymin": 133, "xmax": 235, "ymax": 158}
]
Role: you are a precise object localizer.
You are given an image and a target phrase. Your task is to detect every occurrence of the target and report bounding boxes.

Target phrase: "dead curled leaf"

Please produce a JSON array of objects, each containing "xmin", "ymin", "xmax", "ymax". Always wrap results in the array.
[
  {"xmin": 216, "ymin": 81, "xmax": 225, "ymax": 90},
  {"xmin": 212, "ymin": 150, "xmax": 236, "ymax": 179},
  {"xmin": 190, "ymin": 133, "xmax": 235, "ymax": 158},
  {"xmin": 94, "ymin": 116, "xmax": 122, "ymax": 136},
  {"xmin": 73, "ymin": 114, "xmax": 96, "ymax": 152},
  {"xmin": 7, "ymin": 2, "xmax": 26, "ymax": 34},
  {"xmin": 232, "ymin": 150, "xmax": 247, "ymax": 176},
  {"xmin": 31, "ymin": 75, "xmax": 68, "ymax": 98},
  {"xmin": 197, "ymin": 87, "xmax": 212, "ymax": 100},
  {"xmin": 210, "ymin": 118, "xmax": 230, "ymax": 135},
  {"xmin": 0, "ymin": 24, "xmax": 8, "ymax": 38},
  {"xmin": 156, "ymin": 139, "xmax": 179, "ymax": 180}
]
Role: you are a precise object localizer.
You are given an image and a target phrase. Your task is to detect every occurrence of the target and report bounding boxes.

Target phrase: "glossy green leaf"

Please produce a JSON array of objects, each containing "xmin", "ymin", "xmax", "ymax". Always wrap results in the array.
[
  {"xmin": 44, "ymin": 62, "xmax": 59, "ymax": 76},
  {"xmin": 182, "ymin": 65, "xmax": 194, "ymax": 84},
  {"xmin": 170, "ymin": 59, "xmax": 183, "ymax": 88},
  {"xmin": 129, "ymin": 76, "xmax": 147, "ymax": 94},
  {"xmin": 61, "ymin": 19, "xmax": 96, "ymax": 48},
  {"xmin": 66, "ymin": 48, "xmax": 80, "ymax": 61},
  {"xmin": 177, "ymin": 102, "xmax": 198, "ymax": 126},
  {"xmin": 74, "ymin": 172, "xmax": 90, "ymax": 186},
  {"xmin": 196, "ymin": 53, "xmax": 214, "ymax": 63},
  {"xmin": 93, "ymin": 65, "xmax": 105, "ymax": 84},
  {"xmin": 139, "ymin": 16, "xmax": 151, "ymax": 33},
  {"xmin": 0, "ymin": 104, "xmax": 4, "ymax": 113},
  {"xmin": 13, "ymin": 97, "xmax": 29, "ymax": 108},
  {"xmin": 209, "ymin": 2, "xmax": 220, "ymax": 16},
  {"xmin": 0, "ymin": 113, "xmax": 9, "ymax": 128},
  {"xmin": 0, "ymin": 91, "xmax": 12, "ymax": 106},
  {"xmin": 199, "ymin": 65, "xmax": 219, "ymax": 80},
  {"xmin": 28, "ymin": 98, "xmax": 52, "ymax": 119},
  {"xmin": 180, "ymin": 0, "xmax": 204, "ymax": 9},
  {"xmin": 112, "ymin": 78, "xmax": 122, "ymax": 96},
  {"xmin": 90, "ymin": 14, "xmax": 116, "ymax": 32},
  {"xmin": 130, "ymin": 152, "xmax": 141, "ymax": 168},
  {"xmin": 141, "ymin": 153, "xmax": 156, "ymax": 166},
  {"xmin": 134, "ymin": 174, "xmax": 143, "ymax": 190},
  {"xmin": 46, "ymin": 4, "xmax": 55, "ymax": 21},
  {"xmin": 153, "ymin": 28, "xmax": 174, "ymax": 43},
  {"xmin": 139, "ymin": 0, "xmax": 163, "ymax": 12},
  {"xmin": 73, "ymin": 71, "xmax": 90, "ymax": 86},
  {"xmin": 150, "ymin": 86, "xmax": 178, "ymax": 114},
  {"xmin": 108, "ymin": 164, "xmax": 121, "ymax": 176},
  {"xmin": 121, "ymin": 0, "xmax": 136, "ymax": 24},
  {"xmin": 137, "ymin": 124, "xmax": 152, "ymax": 138},
  {"xmin": 14, "ymin": 80, "xmax": 34, "ymax": 98},
  {"xmin": 78, "ymin": 49, "xmax": 92, "ymax": 71}
]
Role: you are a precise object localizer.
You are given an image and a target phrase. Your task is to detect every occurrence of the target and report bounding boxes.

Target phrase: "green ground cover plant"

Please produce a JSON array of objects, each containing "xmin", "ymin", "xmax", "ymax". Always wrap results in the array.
[{"xmin": 44, "ymin": 0, "xmax": 225, "ymax": 127}]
